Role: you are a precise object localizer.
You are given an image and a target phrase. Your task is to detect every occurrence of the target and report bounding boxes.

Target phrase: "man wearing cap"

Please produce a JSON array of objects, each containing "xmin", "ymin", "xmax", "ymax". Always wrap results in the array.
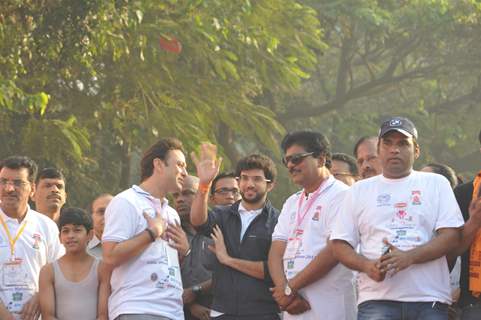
[{"xmin": 331, "ymin": 116, "xmax": 464, "ymax": 319}]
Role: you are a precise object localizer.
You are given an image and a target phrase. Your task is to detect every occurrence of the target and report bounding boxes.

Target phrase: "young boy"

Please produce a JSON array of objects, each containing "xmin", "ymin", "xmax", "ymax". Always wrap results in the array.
[{"xmin": 39, "ymin": 207, "xmax": 109, "ymax": 320}]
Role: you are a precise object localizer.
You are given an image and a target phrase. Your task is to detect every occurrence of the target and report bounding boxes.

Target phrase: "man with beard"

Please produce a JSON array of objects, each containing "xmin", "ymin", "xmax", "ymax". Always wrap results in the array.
[
  {"xmin": 268, "ymin": 131, "xmax": 356, "ymax": 320},
  {"xmin": 354, "ymin": 136, "xmax": 382, "ymax": 179},
  {"xmin": 87, "ymin": 193, "xmax": 113, "ymax": 259},
  {"xmin": 0, "ymin": 156, "xmax": 64, "ymax": 320},
  {"xmin": 190, "ymin": 144, "xmax": 280, "ymax": 320},
  {"xmin": 173, "ymin": 175, "xmax": 214, "ymax": 320},
  {"xmin": 32, "ymin": 168, "xmax": 67, "ymax": 223},
  {"xmin": 102, "ymin": 138, "xmax": 190, "ymax": 320}
]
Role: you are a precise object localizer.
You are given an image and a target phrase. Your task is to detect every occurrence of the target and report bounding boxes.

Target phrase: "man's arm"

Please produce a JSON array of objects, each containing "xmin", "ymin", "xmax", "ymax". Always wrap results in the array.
[
  {"xmin": 379, "ymin": 228, "xmax": 460, "ymax": 274},
  {"xmin": 190, "ymin": 143, "xmax": 221, "ymax": 227},
  {"xmin": 331, "ymin": 239, "xmax": 385, "ymax": 282},
  {"xmin": 209, "ymin": 225, "xmax": 264, "ymax": 279},
  {"xmin": 39, "ymin": 264, "xmax": 58, "ymax": 320},
  {"xmin": 0, "ymin": 302, "xmax": 15, "ymax": 320},
  {"xmin": 448, "ymin": 197, "xmax": 481, "ymax": 259},
  {"xmin": 97, "ymin": 262, "xmax": 111, "ymax": 320},
  {"xmin": 103, "ymin": 211, "xmax": 166, "ymax": 267},
  {"xmin": 183, "ymin": 279, "xmax": 213, "ymax": 305}
]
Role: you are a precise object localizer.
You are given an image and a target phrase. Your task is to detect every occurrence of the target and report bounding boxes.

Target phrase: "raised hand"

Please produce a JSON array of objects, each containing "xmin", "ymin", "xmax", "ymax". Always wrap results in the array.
[{"xmin": 191, "ymin": 143, "xmax": 222, "ymax": 185}]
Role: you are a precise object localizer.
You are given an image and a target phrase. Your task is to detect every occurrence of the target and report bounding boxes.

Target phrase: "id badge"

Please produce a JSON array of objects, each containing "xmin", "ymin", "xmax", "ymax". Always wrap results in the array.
[
  {"xmin": 285, "ymin": 238, "xmax": 302, "ymax": 260},
  {"xmin": 3, "ymin": 258, "xmax": 29, "ymax": 287}
]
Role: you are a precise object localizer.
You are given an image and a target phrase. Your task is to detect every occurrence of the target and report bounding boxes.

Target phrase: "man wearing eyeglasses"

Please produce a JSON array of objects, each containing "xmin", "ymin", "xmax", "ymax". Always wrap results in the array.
[
  {"xmin": 0, "ymin": 156, "xmax": 64, "ymax": 320},
  {"xmin": 190, "ymin": 144, "xmax": 281, "ymax": 320},
  {"xmin": 268, "ymin": 131, "xmax": 356, "ymax": 320},
  {"xmin": 209, "ymin": 172, "xmax": 241, "ymax": 207}
]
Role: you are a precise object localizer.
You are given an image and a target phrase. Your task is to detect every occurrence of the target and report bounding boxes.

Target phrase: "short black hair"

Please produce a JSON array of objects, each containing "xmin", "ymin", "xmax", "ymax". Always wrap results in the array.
[
  {"xmin": 424, "ymin": 163, "xmax": 458, "ymax": 189},
  {"xmin": 211, "ymin": 172, "xmax": 236, "ymax": 195},
  {"xmin": 332, "ymin": 153, "xmax": 358, "ymax": 175},
  {"xmin": 281, "ymin": 131, "xmax": 332, "ymax": 169},
  {"xmin": 235, "ymin": 154, "xmax": 277, "ymax": 183},
  {"xmin": 140, "ymin": 137, "xmax": 184, "ymax": 182},
  {"xmin": 36, "ymin": 167, "xmax": 65, "ymax": 185},
  {"xmin": 58, "ymin": 207, "xmax": 93, "ymax": 231},
  {"xmin": 0, "ymin": 156, "xmax": 38, "ymax": 182},
  {"xmin": 353, "ymin": 136, "xmax": 377, "ymax": 158}
]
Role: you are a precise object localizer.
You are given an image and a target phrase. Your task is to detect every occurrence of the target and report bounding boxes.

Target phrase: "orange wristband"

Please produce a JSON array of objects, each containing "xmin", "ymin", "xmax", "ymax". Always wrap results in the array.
[{"xmin": 198, "ymin": 182, "xmax": 211, "ymax": 194}]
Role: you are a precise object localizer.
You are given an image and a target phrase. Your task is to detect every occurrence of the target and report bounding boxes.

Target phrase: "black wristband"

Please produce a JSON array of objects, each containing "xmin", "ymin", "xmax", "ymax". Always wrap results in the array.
[{"xmin": 145, "ymin": 228, "xmax": 156, "ymax": 242}]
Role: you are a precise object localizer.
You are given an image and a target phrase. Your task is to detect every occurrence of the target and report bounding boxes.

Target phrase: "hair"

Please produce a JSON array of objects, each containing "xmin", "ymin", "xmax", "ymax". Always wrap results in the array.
[
  {"xmin": 281, "ymin": 131, "xmax": 332, "ymax": 169},
  {"xmin": 424, "ymin": 163, "xmax": 458, "ymax": 189},
  {"xmin": 35, "ymin": 167, "xmax": 65, "ymax": 185},
  {"xmin": 0, "ymin": 156, "xmax": 38, "ymax": 182},
  {"xmin": 140, "ymin": 137, "xmax": 184, "ymax": 182},
  {"xmin": 58, "ymin": 207, "xmax": 93, "ymax": 231},
  {"xmin": 91, "ymin": 193, "xmax": 113, "ymax": 213},
  {"xmin": 332, "ymin": 153, "xmax": 358, "ymax": 175},
  {"xmin": 353, "ymin": 136, "xmax": 377, "ymax": 158},
  {"xmin": 210, "ymin": 172, "xmax": 236, "ymax": 195},
  {"xmin": 235, "ymin": 154, "xmax": 277, "ymax": 183}
]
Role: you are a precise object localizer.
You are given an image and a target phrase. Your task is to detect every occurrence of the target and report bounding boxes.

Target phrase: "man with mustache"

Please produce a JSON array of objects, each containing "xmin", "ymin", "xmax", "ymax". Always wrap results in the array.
[
  {"xmin": 268, "ymin": 131, "xmax": 356, "ymax": 320},
  {"xmin": 0, "ymin": 156, "xmax": 64, "ymax": 320},
  {"xmin": 32, "ymin": 168, "xmax": 67, "ymax": 223},
  {"xmin": 354, "ymin": 136, "xmax": 382, "ymax": 179},
  {"xmin": 191, "ymin": 144, "xmax": 281, "ymax": 320},
  {"xmin": 332, "ymin": 117, "xmax": 464, "ymax": 319}
]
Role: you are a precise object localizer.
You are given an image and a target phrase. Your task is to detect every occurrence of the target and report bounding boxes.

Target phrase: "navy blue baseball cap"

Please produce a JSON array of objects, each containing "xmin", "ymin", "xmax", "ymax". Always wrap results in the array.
[{"xmin": 379, "ymin": 116, "xmax": 418, "ymax": 139}]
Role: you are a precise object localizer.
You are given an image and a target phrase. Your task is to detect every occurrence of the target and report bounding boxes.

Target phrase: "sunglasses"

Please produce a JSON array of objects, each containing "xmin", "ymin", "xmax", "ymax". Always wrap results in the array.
[{"xmin": 282, "ymin": 152, "xmax": 314, "ymax": 167}]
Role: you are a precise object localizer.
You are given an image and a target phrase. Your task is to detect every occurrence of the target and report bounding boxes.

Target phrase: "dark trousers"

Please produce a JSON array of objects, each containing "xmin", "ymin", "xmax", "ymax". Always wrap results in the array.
[{"xmin": 211, "ymin": 314, "xmax": 280, "ymax": 320}]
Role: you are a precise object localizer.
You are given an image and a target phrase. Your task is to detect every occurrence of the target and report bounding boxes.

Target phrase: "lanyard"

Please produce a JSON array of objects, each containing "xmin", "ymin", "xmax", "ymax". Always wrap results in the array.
[
  {"xmin": 0, "ymin": 214, "xmax": 28, "ymax": 258},
  {"xmin": 294, "ymin": 179, "xmax": 335, "ymax": 232}
]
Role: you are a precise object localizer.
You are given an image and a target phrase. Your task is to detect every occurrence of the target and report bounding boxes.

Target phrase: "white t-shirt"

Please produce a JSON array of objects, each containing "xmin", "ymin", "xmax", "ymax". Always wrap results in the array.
[
  {"xmin": 0, "ymin": 207, "xmax": 64, "ymax": 317},
  {"xmin": 331, "ymin": 171, "xmax": 464, "ymax": 305},
  {"xmin": 272, "ymin": 176, "xmax": 356, "ymax": 320},
  {"xmin": 102, "ymin": 185, "xmax": 184, "ymax": 320}
]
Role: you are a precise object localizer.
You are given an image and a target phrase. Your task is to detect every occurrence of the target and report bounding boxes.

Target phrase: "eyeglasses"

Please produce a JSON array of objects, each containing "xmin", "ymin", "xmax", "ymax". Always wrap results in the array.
[
  {"xmin": 282, "ymin": 152, "xmax": 314, "ymax": 167},
  {"xmin": 0, "ymin": 178, "xmax": 30, "ymax": 188},
  {"xmin": 236, "ymin": 175, "xmax": 271, "ymax": 184},
  {"xmin": 214, "ymin": 188, "xmax": 240, "ymax": 196}
]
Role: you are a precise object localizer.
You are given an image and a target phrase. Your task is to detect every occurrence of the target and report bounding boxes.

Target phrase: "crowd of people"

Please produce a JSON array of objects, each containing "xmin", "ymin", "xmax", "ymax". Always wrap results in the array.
[{"xmin": 0, "ymin": 116, "xmax": 480, "ymax": 320}]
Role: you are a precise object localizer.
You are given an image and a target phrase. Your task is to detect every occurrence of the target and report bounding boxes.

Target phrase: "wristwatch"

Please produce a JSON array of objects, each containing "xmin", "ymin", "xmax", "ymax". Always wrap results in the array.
[
  {"xmin": 192, "ymin": 285, "xmax": 202, "ymax": 296},
  {"xmin": 284, "ymin": 283, "xmax": 293, "ymax": 296}
]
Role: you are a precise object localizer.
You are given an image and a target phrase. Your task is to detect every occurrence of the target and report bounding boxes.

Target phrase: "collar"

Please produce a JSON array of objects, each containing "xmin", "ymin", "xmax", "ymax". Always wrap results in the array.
[
  {"xmin": 238, "ymin": 202, "xmax": 263, "ymax": 216},
  {"xmin": 0, "ymin": 205, "xmax": 32, "ymax": 224},
  {"xmin": 302, "ymin": 175, "xmax": 336, "ymax": 198},
  {"xmin": 88, "ymin": 235, "xmax": 101, "ymax": 249},
  {"xmin": 132, "ymin": 184, "xmax": 169, "ymax": 206}
]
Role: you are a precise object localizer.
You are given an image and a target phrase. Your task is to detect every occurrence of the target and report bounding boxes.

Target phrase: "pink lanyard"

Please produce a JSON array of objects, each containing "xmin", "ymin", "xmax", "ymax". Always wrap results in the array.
[{"xmin": 294, "ymin": 179, "xmax": 335, "ymax": 232}]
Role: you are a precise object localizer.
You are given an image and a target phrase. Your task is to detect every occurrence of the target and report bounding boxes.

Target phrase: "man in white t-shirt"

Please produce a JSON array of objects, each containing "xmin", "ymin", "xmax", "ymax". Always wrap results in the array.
[
  {"xmin": 268, "ymin": 131, "xmax": 356, "ymax": 320},
  {"xmin": 0, "ymin": 156, "xmax": 64, "ymax": 320},
  {"xmin": 331, "ymin": 116, "xmax": 464, "ymax": 320},
  {"xmin": 102, "ymin": 138, "xmax": 190, "ymax": 320}
]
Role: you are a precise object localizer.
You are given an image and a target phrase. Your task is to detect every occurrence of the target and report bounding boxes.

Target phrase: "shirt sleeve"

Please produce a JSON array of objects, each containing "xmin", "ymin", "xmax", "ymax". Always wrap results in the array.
[
  {"xmin": 325, "ymin": 190, "xmax": 348, "ymax": 239},
  {"xmin": 330, "ymin": 187, "xmax": 360, "ymax": 248},
  {"xmin": 435, "ymin": 176, "xmax": 464, "ymax": 230},
  {"xmin": 102, "ymin": 196, "xmax": 139, "ymax": 242},
  {"xmin": 271, "ymin": 198, "xmax": 292, "ymax": 242}
]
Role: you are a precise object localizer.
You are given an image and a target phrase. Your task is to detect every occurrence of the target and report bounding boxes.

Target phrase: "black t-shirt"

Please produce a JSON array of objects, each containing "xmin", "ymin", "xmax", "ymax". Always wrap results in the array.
[{"xmin": 454, "ymin": 181, "xmax": 476, "ymax": 307}]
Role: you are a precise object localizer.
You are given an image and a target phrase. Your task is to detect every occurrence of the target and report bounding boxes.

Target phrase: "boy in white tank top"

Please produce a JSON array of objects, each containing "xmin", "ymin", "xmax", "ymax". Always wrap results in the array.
[{"xmin": 39, "ymin": 207, "xmax": 110, "ymax": 320}]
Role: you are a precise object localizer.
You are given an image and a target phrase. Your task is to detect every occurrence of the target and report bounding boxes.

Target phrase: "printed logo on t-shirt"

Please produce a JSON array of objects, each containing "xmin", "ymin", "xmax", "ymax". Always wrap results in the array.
[
  {"xmin": 376, "ymin": 193, "xmax": 391, "ymax": 207},
  {"xmin": 312, "ymin": 206, "xmax": 321, "ymax": 221},
  {"xmin": 32, "ymin": 234, "xmax": 41, "ymax": 250},
  {"xmin": 150, "ymin": 273, "xmax": 158, "ymax": 281},
  {"xmin": 411, "ymin": 190, "xmax": 422, "ymax": 205},
  {"xmin": 393, "ymin": 203, "xmax": 413, "ymax": 222}
]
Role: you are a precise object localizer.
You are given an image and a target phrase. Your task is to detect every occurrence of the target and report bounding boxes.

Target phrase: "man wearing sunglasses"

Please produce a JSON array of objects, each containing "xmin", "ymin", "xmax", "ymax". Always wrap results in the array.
[
  {"xmin": 191, "ymin": 144, "xmax": 281, "ymax": 320},
  {"xmin": 268, "ymin": 131, "xmax": 356, "ymax": 320}
]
